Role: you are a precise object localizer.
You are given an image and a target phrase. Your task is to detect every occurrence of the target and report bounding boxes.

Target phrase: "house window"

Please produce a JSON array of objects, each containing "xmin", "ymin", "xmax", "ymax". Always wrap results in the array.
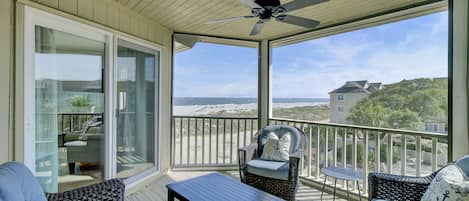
[
  {"xmin": 338, "ymin": 95, "xmax": 344, "ymax": 101},
  {"xmin": 425, "ymin": 123, "xmax": 438, "ymax": 132},
  {"xmin": 338, "ymin": 106, "xmax": 344, "ymax": 112}
]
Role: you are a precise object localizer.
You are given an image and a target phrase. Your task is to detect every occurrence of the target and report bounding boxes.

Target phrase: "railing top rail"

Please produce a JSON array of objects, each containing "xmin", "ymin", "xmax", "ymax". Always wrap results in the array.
[
  {"xmin": 172, "ymin": 115, "xmax": 259, "ymax": 120},
  {"xmin": 58, "ymin": 112, "xmax": 103, "ymax": 115},
  {"xmin": 270, "ymin": 117, "xmax": 447, "ymax": 139}
]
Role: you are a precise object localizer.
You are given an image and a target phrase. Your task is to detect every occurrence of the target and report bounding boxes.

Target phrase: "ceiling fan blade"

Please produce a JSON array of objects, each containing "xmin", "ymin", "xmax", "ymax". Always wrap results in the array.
[
  {"xmin": 205, "ymin": 16, "xmax": 255, "ymax": 24},
  {"xmin": 276, "ymin": 15, "xmax": 320, "ymax": 28},
  {"xmin": 281, "ymin": 0, "xmax": 328, "ymax": 12},
  {"xmin": 250, "ymin": 21, "xmax": 265, "ymax": 35},
  {"xmin": 239, "ymin": 0, "xmax": 265, "ymax": 11}
]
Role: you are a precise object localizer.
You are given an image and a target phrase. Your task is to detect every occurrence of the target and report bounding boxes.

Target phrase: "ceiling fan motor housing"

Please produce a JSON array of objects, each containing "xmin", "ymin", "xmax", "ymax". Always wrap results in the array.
[{"xmin": 254, "ymin": 0, "xmax": 281, "ymax": 7}]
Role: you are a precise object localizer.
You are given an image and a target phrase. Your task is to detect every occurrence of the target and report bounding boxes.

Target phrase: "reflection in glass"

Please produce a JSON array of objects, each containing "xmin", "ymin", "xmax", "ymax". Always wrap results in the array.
[
  {"xmin": 34, "ymin": 26, "xmax": 105, "ymax": 192},
  {"xmin": 116, "ymin": 43, "xmax": 158, "ymax": 179}
]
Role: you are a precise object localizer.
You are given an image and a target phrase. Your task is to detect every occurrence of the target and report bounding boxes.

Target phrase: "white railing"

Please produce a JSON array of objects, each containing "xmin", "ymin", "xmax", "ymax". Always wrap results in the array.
[
  {"xmin": 171, "ymin": 116, "xmax": 259, "ymax": 168},
  {"xmin": 170, "ymin": 115, "xmax": 448, "ymax": 196},
  {"xmin": 269, "ymin": 118, "xmax": 448, "ymax": 194}
]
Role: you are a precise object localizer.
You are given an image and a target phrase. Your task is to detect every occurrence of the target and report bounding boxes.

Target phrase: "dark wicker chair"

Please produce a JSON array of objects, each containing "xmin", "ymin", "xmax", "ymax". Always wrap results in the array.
[
  {"xmin": 368, "ymin": 170, "xmax": 440, "ymax": 201},
  {"xmin": 46, "ymin": 179, "xmax": 125, "ymax": 201},
  {"xmin": 238, "ymin": 125, "xmax": 306, "ymax": 201},
  {"xmin": 368, "ymin": 155, "xmax": 469, "ymax": 201}
]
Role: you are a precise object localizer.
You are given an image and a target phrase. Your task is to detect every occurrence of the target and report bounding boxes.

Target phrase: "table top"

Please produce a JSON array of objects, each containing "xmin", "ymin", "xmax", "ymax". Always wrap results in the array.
[
  {"xmin": 321, "ymin": 166, "xmax": 363, "ymax": 181},
  {"xmin": 166, "ymin": 173, "xmax": 285, "ymax": 201}
]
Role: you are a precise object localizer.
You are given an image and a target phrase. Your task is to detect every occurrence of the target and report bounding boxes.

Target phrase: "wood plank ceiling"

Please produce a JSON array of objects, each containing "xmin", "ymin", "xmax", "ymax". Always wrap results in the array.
[{"xmin": 115, "ymin": 0, "xmax": 434, "ymax": 40}]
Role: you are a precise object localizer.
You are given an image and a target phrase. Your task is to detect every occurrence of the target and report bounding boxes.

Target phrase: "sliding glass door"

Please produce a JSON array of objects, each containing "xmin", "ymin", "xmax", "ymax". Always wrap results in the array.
[
  {"xmin": 25, "ymin": 7, "xmax": 160, "ymax": 192},
  {"xmin": 116, "ymin": 40, "xmax": 159, "ymax": 179},
  {"xmin": 34, "ymin": 25, "xmax": 106, "ymax": 192}
]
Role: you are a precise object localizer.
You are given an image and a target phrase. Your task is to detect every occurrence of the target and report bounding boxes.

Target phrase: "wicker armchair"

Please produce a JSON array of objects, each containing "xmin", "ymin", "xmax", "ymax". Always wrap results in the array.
[
  {"xmin": 368, "ymin": 155, "xmax": 469, "ymax": 201},
  {"xmin": 368, "ymin": 170, "xmax": 440, "ymax": 201},
  {"xmin": 238, "ymin": 125, "xmax": 306, "ymax": 201}
]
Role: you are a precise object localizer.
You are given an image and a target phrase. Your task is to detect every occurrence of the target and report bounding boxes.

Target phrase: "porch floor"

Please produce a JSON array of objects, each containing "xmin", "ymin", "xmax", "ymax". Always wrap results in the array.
[{"xmin": 125, "ymin": 171, "xmax": 345, "ymax": 201}]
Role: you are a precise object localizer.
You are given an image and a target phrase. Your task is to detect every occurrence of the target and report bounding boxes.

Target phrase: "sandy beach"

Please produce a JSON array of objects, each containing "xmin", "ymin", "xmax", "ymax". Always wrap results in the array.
[{"xmin": 173, "ymin": 102, "xmax": 329, "ymax": 116}]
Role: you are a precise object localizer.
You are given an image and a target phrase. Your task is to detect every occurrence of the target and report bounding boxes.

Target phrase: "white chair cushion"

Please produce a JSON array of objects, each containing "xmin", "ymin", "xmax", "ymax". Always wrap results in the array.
[
  {"xmin": 421, "ymin": 164, "xmax": 469, "ymax": 201},
  {"xmin": 260, "ymin": 132, "xmax": 291, "ymax": 162},
  {"xmin": 64, "ymin": 140, "xmax": 87, "ymax": 147}
]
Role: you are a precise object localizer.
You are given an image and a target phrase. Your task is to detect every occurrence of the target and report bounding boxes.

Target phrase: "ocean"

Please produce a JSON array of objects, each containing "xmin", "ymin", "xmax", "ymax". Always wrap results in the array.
[{"xmin": 173, "ymin": 97, "xmax": 329, "ymax": 106}]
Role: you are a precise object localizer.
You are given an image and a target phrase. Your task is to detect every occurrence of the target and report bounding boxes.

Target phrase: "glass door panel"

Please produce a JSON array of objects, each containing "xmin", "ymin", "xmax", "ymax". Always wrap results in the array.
[
  {"xmin": 34, "ymin": 25, "xmax": 105, "ymax": 192},
  {"xmin": 116, "ymin": 41, "xmax": 158, "ymax": 179}
]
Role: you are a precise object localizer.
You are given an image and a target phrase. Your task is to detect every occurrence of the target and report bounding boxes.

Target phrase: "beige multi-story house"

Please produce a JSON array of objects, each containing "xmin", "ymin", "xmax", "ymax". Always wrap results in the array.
[{"xmin": 329, "ymin": 80, "xmax": 383, "ymax": 124}]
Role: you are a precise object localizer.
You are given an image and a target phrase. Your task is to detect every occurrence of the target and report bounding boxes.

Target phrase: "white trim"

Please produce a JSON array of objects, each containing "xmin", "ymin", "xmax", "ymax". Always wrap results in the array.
[{"xmin": 451, "ymin": 0, "xmax": 469, "ymax": 160}]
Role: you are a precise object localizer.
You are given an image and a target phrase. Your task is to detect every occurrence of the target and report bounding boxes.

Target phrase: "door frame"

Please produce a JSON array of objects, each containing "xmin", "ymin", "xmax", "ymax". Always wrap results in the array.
[
  {"xmin": 113, "ymin": 35, "xmax": 162, "ymax": 184},
  {"xmin": 23, "ymin": 6, "xmax": 113, "ymax": 181},
  {"xmin": 22, "ymin": 5, "xmax": 163, "ymax": 190}
]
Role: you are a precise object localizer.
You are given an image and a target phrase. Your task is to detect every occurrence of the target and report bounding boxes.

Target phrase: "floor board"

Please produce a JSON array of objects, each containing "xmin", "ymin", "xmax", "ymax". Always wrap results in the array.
[{"xmin": 125, "ymin": 171, "xmax": 345, "ymax": 201}]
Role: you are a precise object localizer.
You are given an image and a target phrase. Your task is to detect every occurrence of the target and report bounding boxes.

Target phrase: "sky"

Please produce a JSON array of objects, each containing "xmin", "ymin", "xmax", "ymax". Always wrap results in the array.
[{"xmin": 175, "ymin": 11, "xmax": 448, "ymax": 98}]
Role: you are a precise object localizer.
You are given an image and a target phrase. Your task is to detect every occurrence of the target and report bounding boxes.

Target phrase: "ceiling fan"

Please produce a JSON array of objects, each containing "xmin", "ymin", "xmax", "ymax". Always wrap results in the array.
[{"xmin": 206, "ymin": 0, "xmax": 329, "ymax": 35}]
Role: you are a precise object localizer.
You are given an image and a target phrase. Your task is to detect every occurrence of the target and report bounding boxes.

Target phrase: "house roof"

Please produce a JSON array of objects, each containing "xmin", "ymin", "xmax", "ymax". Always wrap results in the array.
[
  {"xmin": 116, "ymin": 0, "xmax": 443, "ymax": 41},
  {"xmin": 329, "ymin": 80, "xmax": 382, "ymax": 94}
]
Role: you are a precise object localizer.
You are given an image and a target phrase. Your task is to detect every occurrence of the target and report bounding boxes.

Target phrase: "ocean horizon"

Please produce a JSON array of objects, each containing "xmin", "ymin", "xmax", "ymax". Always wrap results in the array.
[{"xmin": 173, "ymin": 97, "xmax": 329, "ymax": 106}]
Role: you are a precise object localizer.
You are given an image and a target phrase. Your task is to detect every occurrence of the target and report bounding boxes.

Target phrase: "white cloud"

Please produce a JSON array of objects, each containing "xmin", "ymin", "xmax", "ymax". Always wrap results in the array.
[
  {"xmin": 175, "ymin": 13, "xmax": 448, "ymax": 98},
  {"xmin": 272, "ymin": 22, "xmax": 448, "ymax": 98}
]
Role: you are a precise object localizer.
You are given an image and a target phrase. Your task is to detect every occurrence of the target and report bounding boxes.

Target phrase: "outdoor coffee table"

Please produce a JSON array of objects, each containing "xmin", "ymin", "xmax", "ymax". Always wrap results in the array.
[
  {"xmin": 166, "ymin": 173, "xmax": 284, "ymax": 201},
  {"xmin": 320, "ymin": 166, "xmax": 363, "ymax": 201}
]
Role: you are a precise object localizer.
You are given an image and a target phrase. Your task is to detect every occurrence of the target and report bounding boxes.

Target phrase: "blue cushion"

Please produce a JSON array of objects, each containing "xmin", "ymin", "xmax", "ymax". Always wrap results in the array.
[
  {"xmin": 246, "ymin": 159, "xmax": 289, "ymax": 180},
  {"xmin": 0, "ymin": 162, "xmax": 47, "ymax": 201},
  {"xmin": 456, "ymin": 155, "xmax": 469, "ymax": 177},
  {"xmin": 258, "ymin": 125, "xmax": 302, "ymax": 156}
]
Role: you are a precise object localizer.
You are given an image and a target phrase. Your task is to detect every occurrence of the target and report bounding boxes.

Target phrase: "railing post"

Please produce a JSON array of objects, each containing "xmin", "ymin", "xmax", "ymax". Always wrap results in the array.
[
  {"xmin": 316, "ymin": 125, "xmax": 320, "ymax": 179},
  {"xmin": 416, "ymin": 136, "xmax": 421, "ymax": 177},
  {"xmin": 223, "ymin": 119, "xmax": 226, "ymax": 164},
  {"xmin": 363, "ymin": 131, "xmax": 369, "ymax": 193},
  {"xmin": 401, "ymin": 135, "xmax": 406, "ymax": 176},
  {"xmin": 244, "ymin": 119, "xmax": 247, "ymax": 147},
  {"xmin": 333, "ymin": 127, "xmax": 337, "ymax": 167},
  {"xmin": 209, "ymin": 119, "xmax": 212, "ymax": 165},
  {"xmin": 387, "ymin": 133, "xmax": 392, "ymax": 173},
  {"xmin": 300, "ymin": 124, "xmax": 305, "ymax": 176},
  {"xmin": 308, "ymin": 125, "xmax": 312, "ymax": 178},
  {"xmin": 179, "ymin": 118, "xmax": 183, "ymax": 165},
  {"xmin": 343, "ymin": 129, "xmax": 347, "ymax": 187},
  {"xmin": 432, "ymin": 138, "xmax": 438, "ymax": 171},
  {"xmin": 171, "ymin": 117, "xmax": 176, "ymax": 167},
  {"xmin": 375, "ymin": 132, "xmax": 380, "ymax": 172},
  {"xmin": 230, "ymin": 119, "xmax": 233, "ymax": 164},
  {"xmin": 187, "ymin": 118, "xmax": 191, "ymax": 165},
  {"xmin": 202, "ymin": 118, "xmax": 205, "ymax": 165},
  {"xmin": 216, "ymin": 119, "xmax": 219, "ymax": 164},
  {"xmin": 352, "ymin": 129, "xmax": 357, "ymax": 190},
  {"xmin": 195, "ymin": 118, "xmax": 198, "ymax": 165},
  {"xmin": 325, "ymin": 127, "xmax": 329, "ymax": 168},
  {"xmin": 237, "ymin": 119, "xmax": 240, "ymax": 163}
]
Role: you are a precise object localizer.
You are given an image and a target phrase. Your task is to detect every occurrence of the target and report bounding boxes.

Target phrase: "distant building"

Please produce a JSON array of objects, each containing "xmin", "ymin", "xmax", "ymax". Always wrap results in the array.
[
  {"xmin": 329, "ymin": 80, "xmax": 383, "ymax": 124},
  {"xmin": 423, "ymin": 122, "xmax": 447, "ymax": 133}
]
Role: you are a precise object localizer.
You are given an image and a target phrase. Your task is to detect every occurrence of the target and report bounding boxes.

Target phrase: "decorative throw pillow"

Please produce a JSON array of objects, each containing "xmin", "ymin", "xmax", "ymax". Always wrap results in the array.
[
  {"xmin": 421, "ymin": 164, "xmax": 469, "ymax": 201},
  {"xmin": 260, "ymin": 132, "xmax": 291, "ymax": 162}
]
